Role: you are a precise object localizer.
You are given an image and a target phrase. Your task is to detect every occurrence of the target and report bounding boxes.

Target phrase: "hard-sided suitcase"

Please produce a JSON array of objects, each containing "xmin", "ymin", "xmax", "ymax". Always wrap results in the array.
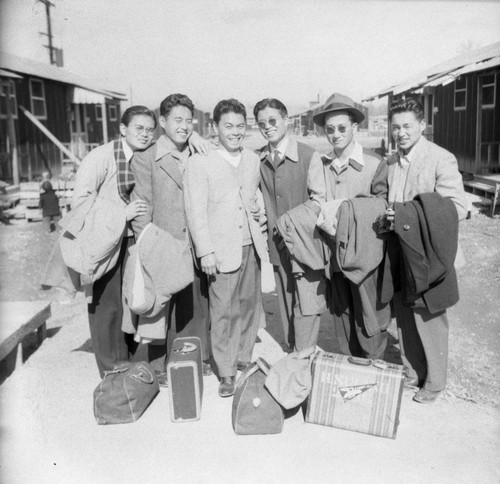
[
  {"xmin": 166, "ymin": 336, "xmax": 203, "ymax": 423},
  {"xmin": 305, "ymin": 352, "xmax": 405, "ymax": 439}
]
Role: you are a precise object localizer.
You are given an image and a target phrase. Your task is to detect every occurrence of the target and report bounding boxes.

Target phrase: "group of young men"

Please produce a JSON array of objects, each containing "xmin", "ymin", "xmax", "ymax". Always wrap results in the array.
[{"xmin": 80, "ymin": 91, "xmax": 466, "ymax": 403}]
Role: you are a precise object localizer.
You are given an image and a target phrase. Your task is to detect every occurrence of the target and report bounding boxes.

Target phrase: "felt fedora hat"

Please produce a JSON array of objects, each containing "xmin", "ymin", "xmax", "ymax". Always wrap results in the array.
[{"xmin": 312, "ymin": 93, "xmax": 365, "ymax": 127}]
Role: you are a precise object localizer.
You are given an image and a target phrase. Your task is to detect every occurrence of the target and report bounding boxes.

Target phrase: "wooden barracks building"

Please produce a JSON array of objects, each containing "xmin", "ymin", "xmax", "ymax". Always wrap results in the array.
[{"xmin": 364, "ymin": 41, "xmax": 500, "ymax": 176}]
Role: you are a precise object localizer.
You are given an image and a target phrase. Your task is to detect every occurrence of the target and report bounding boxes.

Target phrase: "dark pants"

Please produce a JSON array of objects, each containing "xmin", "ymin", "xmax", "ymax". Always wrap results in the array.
[
  {"xmin": 88, "ymin": 237, "xmax": 136, "ymax": 378},
  {"xmin": 329, "ymin": 272, "xmax": 387, "ymax": 360},
  {"xmin": 148, "ymin": 265, "xmax": 210, "ymax": 371},
  {"xmin": 273, "ymin": 248, "xmax": 323, "ymax": 352}
]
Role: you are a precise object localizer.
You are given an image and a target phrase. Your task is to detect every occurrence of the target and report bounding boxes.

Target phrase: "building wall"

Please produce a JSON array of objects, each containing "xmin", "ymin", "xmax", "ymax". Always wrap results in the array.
[
  {"xmin": 432, "ymin": 69, "xmax": 499, "ymax": 174},
  {"xmin": 0, "ymin": 75, "xmax": 122, "ymax": 182}
]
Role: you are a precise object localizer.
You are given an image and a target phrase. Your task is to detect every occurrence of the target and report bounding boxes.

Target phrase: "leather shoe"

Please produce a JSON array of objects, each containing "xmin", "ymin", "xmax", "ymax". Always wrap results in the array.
[
  {"xmin": 155, "ymin": 370, "xmax": 168, "ymax": 388},
  {"xmin": 237, "ymin": 361, "xmax": 252, "ymax": 372},
  {"xmin": 218, "ymin": 376, "xmax": 236, "ymax": 397},
  {"xmin": 413, "ymin": 388, "xmax": 441, "ymax": 404},
  {"xmin": 404, "ymin": 376, "xmax": 423, "ymax": 388},
  {"xmin": 202, "ymin": 362, "xmax": 213, "ymax": 376}
]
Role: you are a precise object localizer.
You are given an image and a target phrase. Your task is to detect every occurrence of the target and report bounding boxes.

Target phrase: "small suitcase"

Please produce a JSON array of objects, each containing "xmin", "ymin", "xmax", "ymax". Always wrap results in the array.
[
  {"xmin": 305, "ymin": 352, "xmax": 405, "ymax": 439},
  {"xmin": 166, "ymin": 336, "xmax": 203, "ymax": 423}
]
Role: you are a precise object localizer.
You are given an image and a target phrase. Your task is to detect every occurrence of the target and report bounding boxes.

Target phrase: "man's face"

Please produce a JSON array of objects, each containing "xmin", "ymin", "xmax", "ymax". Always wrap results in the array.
[
  {"xmin": 159, "ymin": 105, "xmax": 193, "ymax": 149},
  {"xmin": 215, "ymin": 112, "xmax": 246, "ymax": 152},
  {"xmin": 324, "ymin": 112, "xmax": 357, "ymax": 152},
  {"xmin": 120, "ymin": 114, "xmax": 156, "ymax": 151},
  {"xmin": 391, "ymin": 111, "xmax": 426, "ymax": 153},
  {"xmin": 256, "ymin": 107, "xmax": 288, "ymax": 146}
]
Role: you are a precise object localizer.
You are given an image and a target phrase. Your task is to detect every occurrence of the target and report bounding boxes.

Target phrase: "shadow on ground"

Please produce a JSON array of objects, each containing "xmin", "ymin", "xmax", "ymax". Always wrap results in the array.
[{"xmin": 0, "ymin": 326, "xmax": 62, "ymax": 384}]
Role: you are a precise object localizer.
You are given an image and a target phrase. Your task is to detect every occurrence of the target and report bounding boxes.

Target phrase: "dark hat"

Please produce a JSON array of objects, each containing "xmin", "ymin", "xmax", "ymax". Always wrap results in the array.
[{"xmin": 312, "ymin": 93, "xmax": 365, "ymax": 127}]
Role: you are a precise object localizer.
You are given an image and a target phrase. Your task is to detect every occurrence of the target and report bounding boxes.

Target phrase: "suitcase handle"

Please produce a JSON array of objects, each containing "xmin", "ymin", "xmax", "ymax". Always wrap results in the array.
[{"xmin": 347, "ymin": 356, "xmax": 372, "ymax": 366}]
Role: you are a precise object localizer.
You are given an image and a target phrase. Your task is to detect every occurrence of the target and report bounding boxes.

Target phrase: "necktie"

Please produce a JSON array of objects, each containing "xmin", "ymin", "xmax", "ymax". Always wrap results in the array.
[{"xmin": 272, "ymin": 150, "xmax": 281, "ymax": 168}]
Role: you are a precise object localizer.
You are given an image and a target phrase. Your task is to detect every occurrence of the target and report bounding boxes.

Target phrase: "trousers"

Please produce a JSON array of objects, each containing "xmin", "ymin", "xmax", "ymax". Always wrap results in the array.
[
  {"xmin": 273, "ymin": 247, "xmax": 324, "ymax": 352},
  {"xmin": 393, "ymin": 292, "xmax": 449, "ymax": 391},
  {"xmin": 147, "ymin": 265, "xmax": 210, "ymax": 371},
  {"xmin": 209, "ymin": 245, "xmax": 261, "ymax": 377},
  {"xmin": 88, "ymin": 237, "xmax": 135, "ymax": 378},
  {"xmin": 329, "ymin": 271, "xmax": 388, "ymax": 360}
]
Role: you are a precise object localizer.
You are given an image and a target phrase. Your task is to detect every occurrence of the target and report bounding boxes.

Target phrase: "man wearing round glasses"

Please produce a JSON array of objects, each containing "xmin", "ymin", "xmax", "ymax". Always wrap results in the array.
[
  {"xmin": 310, "ymin": 93, "xmax": 390, "ymax": 361},
  {"xmin": 254, "ymin": 98, "xmax": 326, "ymax": 353}
]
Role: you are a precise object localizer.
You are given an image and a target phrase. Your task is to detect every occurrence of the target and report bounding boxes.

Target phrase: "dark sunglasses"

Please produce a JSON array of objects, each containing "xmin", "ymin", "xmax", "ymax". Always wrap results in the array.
[
  {"xmin": 325, "ymin": 125, "xmax": 349, "ymax": 135},
  {"xmin": 257, "ymin": 117, "xmax": 281, "ymax": 130}
]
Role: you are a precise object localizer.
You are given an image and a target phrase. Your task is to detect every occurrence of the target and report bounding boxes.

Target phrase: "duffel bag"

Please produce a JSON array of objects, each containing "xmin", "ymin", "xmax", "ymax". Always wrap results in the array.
[
  {"xmin": 93, "ymin": 361, "xmax": 159, "ymax": 425},
  {"xmin": 232, "ymin": 357, "xmax": 284, "ymax": 435}
]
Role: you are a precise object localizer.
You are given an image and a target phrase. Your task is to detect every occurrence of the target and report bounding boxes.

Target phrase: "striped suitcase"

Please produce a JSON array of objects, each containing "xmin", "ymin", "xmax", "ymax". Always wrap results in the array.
[
  {"xmin": 305, "ymin": 352, "xmax": 405, "ymax": 439},
  {"xmin": 166, "ymin": 337, "xmax": 203, "ymax": 423}
]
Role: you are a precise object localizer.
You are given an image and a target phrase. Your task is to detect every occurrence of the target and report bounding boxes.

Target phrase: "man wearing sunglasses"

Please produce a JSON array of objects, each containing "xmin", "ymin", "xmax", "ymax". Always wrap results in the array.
[
  {"xmin": 310, "ymin": 93, "xmax": 390, "ymax": 361},
  {"xmin": 254, "ymin": 98, "xmax": 326, "ymax": 353}
]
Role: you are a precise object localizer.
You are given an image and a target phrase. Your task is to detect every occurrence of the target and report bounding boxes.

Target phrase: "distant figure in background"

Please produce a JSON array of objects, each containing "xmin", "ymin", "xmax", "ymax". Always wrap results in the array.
[
  {"xmin": 71, "ymin": 105, "xmax": 157, "ymax": 378},
  {"xmin": 39, "ymin": 180, "xmax": 61, "ymax": 232}
]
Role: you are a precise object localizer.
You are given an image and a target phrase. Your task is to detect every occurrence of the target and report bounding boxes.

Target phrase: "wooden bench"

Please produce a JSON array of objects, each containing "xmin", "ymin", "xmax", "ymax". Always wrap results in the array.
[
  {"xmin": 463, "ymin": 176, "xmax": 500, "ymax": 217},
  {"xmin": 0, "ymin": 301, "xmax": 51, "ymax": 369}
]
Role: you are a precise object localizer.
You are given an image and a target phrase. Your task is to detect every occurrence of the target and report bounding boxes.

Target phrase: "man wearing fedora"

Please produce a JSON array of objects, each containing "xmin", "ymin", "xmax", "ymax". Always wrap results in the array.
[
  {"xmin": 254, "ymin": 98, "xmax": 326, "ymax": 352},
  {"xmin": 309, "ymin": 93, "xmax": 390, "ymax": 360}
]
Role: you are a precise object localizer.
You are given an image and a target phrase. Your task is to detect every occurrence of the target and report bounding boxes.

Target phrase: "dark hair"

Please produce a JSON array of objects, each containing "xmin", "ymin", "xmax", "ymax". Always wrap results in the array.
[
  {"xmin": 41, "ymin": 180, "xmax": 53, "ymax": 191},
  {"xmin": 389, "ymin": 97, "xmax": 425, "ymax": 122},
  {"xmin": 160, "ymin": 93, "xmax": 195, "ymax": 117},
  {"xmin": 120, "ymin": 105, "xmax": 157, "ymax": 127},
  {"xmin": 213, "ymin": 98, "xmax": 247, "ymax": 124},
  {"xmin": 253, "ymin": 98, "xmax": 288, "ymax": 119}
]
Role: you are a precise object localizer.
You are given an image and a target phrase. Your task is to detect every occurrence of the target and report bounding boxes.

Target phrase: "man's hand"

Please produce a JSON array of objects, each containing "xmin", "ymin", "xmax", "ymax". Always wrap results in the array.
[
  {"xmin": 201, "ymin": 253, "xmax": 219, "ymax": 276},
  {"xmin": 375, "ymin": 207, "xmax": 395, "ymax": 234},
  {"xmin": 188, "ymin": 131, "xmax": 210, "ymax": 156},
  {"xmin": 125, "ymin": 199, "xmax": 148, "ymax": 221},
  {"xmin": 250, "ymin": 203, "xmax": 261, "ymax": 222}
]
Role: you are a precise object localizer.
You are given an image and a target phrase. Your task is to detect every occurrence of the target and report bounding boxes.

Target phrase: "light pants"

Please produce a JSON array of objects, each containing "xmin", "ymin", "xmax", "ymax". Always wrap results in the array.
[
  {"xmin": 393, "ymin": 292, "xmax": 449, "ymax": 391},
  {"xmin": 209, "ymin": 245, "xmax": 261, "ymax": 377}
]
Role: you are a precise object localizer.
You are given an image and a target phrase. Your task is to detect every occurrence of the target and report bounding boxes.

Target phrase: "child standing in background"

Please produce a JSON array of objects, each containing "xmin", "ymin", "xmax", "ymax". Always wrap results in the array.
[{"xmin": 39, "ymin": 181, "xmax": 61, "ymax": 232}]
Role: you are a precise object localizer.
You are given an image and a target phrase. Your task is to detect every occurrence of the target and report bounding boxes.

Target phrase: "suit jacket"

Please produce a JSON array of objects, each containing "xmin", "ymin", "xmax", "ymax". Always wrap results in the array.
[
  {"xmin": 387, "ymin": 136, "xmax": 467, "ymax": 220},
  {"xmin": 257, "ymin": 137, "xmax": 325, "ymax": 265},
  {"xmin": 131, "ymin": 135, "xmax": 189, "ymax": 243},
  {"xmin": 184, "ymin": 148, "xmax": 268, "ymax": 273}
]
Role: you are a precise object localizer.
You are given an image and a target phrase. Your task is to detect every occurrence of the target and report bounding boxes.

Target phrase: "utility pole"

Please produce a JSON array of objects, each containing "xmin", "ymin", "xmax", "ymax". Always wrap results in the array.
[{"xmin": 39, "ymin": 0, "xmax": 62, "ymax": 66}]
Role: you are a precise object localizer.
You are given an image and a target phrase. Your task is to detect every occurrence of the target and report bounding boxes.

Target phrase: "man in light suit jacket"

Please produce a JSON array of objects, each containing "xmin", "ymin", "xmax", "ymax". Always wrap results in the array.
[
  {"xmin": 385, "ymin": 97, "xmax": 467, "ymax": 403},
  {"xmin": 131, "ymin": 94, "xmax": 211, "ymax": 386},
  {"xmin": 185, "ymin": 99, "xmax": 268, "ymax": 397}
]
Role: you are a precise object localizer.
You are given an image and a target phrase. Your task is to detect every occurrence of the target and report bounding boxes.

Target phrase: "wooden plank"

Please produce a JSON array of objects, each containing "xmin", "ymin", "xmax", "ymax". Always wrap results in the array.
[
  {"xmin": 463, "ymin": 181, "xmax": 496, "ymax": 193},
  {"xmin": 0, "ymin": 302, "xmax": 51, "ymax": 361}
]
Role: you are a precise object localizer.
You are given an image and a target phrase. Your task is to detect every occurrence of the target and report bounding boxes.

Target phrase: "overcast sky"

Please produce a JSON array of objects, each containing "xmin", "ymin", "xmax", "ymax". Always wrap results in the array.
[{"xmin": 1, "ymin": 0, "xmax": 499, "ymax": 114}]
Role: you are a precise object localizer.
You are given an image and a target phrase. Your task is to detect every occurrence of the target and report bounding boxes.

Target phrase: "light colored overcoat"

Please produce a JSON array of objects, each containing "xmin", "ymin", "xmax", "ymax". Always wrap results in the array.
[{"xmin": 387, "ymin": 136, "xmax": 467, "ymax": 220}]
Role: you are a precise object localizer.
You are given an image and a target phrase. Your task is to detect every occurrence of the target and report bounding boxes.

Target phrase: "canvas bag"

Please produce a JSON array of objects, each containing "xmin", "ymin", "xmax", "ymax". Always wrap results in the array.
[
  {"xmin": 232, "ymin": 358, "xmax": 284, "ymax": 435},
  {"xmin": 264, "ymin": 346, "xmax": 315, "ymax": 409},
  {"xmin": 93, "ymin": 361, "xmax": 159, "ymax": 425}
]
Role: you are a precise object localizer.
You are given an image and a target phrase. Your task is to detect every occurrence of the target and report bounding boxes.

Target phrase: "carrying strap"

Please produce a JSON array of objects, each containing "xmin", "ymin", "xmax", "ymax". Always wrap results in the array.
[
  {"xmin": 102, "ymin": 362, "xmax": 155, "ymax": 384},
  {"xmin": 234, "ymin": 357, "xmax": 271, "ymax": 391}
]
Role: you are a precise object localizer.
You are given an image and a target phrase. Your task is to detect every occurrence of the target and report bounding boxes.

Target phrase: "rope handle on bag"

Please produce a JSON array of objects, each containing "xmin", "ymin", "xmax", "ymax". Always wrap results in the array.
[{"xmin": 234, "ymin": 357, "xmax": 271, "ymax": 391}]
